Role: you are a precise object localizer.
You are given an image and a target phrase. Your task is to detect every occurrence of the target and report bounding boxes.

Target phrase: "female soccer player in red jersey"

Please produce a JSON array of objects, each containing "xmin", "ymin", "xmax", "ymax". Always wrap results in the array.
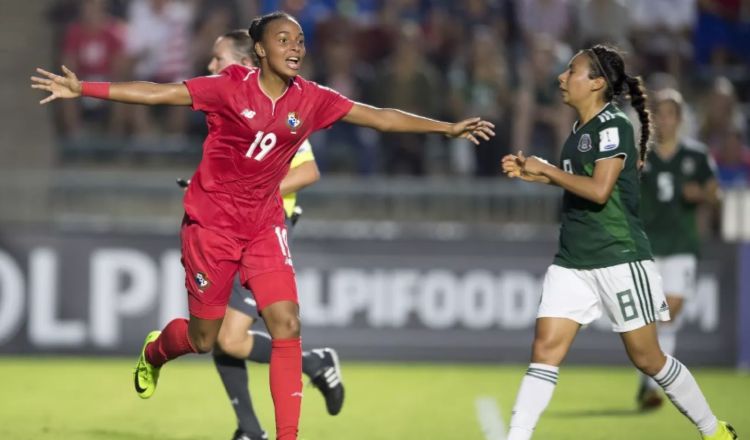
[
  {"xmin": 205, "ymin": 29, "xmax": 341, "ymax": 440},
  {"xmin": 32, "ymin": 11, "xmax": 494, "ymax": 440}
]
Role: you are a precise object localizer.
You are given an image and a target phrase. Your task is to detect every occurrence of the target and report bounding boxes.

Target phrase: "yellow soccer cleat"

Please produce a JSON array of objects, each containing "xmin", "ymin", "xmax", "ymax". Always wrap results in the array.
[
  {"xmin": 133, "ymin": 330, "xmax": 162, "ymax": 399},
  {"xmin": 703, "ymin": 421, "xmax": 738, "ymax": 440}
]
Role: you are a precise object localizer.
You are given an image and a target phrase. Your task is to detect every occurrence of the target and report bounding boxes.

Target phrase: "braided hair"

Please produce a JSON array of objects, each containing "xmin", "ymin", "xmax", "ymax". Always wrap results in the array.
[
  {"xmin": 585, "ymin": 45, "xmax": 652, "ymax": 163},
  {"xmin": 248, "ymin": 11, "xmax": 296, "ymax": 65}
]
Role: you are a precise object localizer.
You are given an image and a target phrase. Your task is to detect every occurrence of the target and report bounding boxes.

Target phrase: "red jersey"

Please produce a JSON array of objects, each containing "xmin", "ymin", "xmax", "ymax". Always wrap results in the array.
[
  {"xmin": 62, "ymin": 20, "xmax": 125, "ymax": 80},
  {"xmin": 183, "ymin": 65, "xmax": 353, "ymax": 239}
]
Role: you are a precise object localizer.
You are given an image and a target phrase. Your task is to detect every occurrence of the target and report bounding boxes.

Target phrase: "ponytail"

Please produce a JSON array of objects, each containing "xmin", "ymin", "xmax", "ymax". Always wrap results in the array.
[
  {"xmin": 586, "ymin": 45, "xmax": 652, "ymax": 163},
  {"xmin": 624, "ymin": 75, "xmax": 651, "ymax": 163}
]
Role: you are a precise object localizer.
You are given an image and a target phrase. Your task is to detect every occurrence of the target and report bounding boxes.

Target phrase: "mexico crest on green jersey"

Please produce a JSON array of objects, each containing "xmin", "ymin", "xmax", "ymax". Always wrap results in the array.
[{"xmin": 577, "ymin": 133, "xmax": 592, "ymax": 152}]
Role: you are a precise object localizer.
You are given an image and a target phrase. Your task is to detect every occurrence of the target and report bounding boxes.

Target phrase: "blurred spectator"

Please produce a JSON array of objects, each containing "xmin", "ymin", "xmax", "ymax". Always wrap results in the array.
[
  {"xmin": 123, "ymin": 0, "xmax": 196, "ymax": 137},
  {"xmin": 368, "ymin": 21, "xmax": 442, "ymax": 175},
  {"xmin": 699, "ymin": 77, "xmax": 747, "ymax": 151},
  {"xmin": 191, "ymin": 0, "xmax": 239, "ymax": 75},
  {"xmin": 700, "ymin": 76, "xmax": 750, "ymax": 187},
  {"xmin": 512, "ymin": 36, "xmax": 574, "ymax": 160},
  {"xmin": 628, "ymin": 0, "xmax": 696, "ymax": 81},
  {"xmin": 44, "ymin": 0, "xmax": 750, "ymax": 179},
  {"xmin": 59, "ymin": 0, "xmax": 126, "ymax": 138},
  {"xmin": 447, "ymin": 26, "xmax": 512, "ymax": 176},
  {"xmin": 422, "ymin": 3, "xmax": 464, "ymax": 72},
  {"xmin": 712, "ymin": 123, "xmax": 750, "ymax": 187},
  {"xmin": 693, "ymin": 0, "xmax": 750, "ymax": 68},
  {"xmin": 260, "ymin": 0, "xmax": 336, "ymax": 50},
  {"xmin": 575, "ymin": 0, "xmax": 629, "ymax": 48},
  {"xmin": 455, "ymin": 0, "xmax": 508, "ymax": 31},
  {"xmin": 378, "ymin": 0, "xmax": 430, "ymax": 24},
  {"xmin": 312, "ymin": 35, "xmax": 377, "ymax": 174},
  {"xmin": 517, "ymin": 0, "xmax": 573, "ymax": 45}
]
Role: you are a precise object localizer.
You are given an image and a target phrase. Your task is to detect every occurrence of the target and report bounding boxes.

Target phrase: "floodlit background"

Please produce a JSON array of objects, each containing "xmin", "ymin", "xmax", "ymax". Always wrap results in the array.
[{"xmin": 0, "ymin": 1, "xmax": 749, "ymax": 439}]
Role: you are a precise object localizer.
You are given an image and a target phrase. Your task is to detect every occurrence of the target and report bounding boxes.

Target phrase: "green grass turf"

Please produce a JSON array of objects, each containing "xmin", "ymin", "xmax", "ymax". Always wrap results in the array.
[{"xmin": 0, "ymin": 357, "xmax": 747, "ymax": 439}]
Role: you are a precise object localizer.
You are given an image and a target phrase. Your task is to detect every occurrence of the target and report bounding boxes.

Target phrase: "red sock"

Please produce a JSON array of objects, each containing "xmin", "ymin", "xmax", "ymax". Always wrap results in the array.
[
  {"xmin": 270, "ymin": 337, "xmax": 302, "ymax": 440},
  {"xmin": 145, "ymin": 318, "xmax": 197, "ymax": 367}
]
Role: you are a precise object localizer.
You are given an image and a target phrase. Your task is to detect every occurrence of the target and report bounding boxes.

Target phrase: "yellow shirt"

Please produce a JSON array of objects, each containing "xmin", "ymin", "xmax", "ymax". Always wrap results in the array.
[{"xmin": 283, "ymin": 139, "xmax": 315, "ymax": 217}]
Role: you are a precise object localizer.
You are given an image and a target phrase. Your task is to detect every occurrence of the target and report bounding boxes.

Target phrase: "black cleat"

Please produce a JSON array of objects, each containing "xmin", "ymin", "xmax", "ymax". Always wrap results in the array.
[
  {"xmin": 231, "ymin": 429, "xmax": 268, "ymax": 440},
  {"xmin": 636, "ymin": 382, "xmax": 663, "ymax": 411},
  {"xmin": 310, "ymin": 348, "xmax": 345, "ymax": 416}
]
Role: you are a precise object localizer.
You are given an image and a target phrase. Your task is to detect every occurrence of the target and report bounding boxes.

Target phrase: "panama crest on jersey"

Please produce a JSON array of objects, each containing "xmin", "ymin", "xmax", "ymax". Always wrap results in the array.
[
  {"xmin": 287, "ymin": 111, "xmax": 302, "ymax": 133},
  {"xmin": 194, "ymin": 272, "xmax": 210, "ymax": 291},
  {"xmin": 578, "ymin": 133, "xmax": 593, "ymax": 152}
]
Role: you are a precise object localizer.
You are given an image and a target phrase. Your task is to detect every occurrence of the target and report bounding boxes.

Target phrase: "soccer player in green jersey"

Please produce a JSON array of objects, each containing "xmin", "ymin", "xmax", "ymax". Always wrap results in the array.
[
  {"xmin": 636, "ymin": 88, "xmax": 719, "ymax": 410},
  {"xmin": 501, "ymin": 45, "xmax": 736, "ymax": 440}
]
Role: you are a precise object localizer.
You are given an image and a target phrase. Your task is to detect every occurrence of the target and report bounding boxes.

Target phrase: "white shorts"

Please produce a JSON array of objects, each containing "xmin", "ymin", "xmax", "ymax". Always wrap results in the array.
[
  {"xmin": 654, "ymin": 254, "xmax": 697, "ymax": 299},
  {"xmin": 538, "ymin": 260, "xmax": 671, "ymax": 333}
]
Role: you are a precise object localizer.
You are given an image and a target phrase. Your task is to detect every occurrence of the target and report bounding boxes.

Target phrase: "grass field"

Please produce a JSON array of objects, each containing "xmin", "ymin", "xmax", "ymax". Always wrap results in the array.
[{"xmin": 0, "ymin": 357, "xmax": 747, "ymax": 440}]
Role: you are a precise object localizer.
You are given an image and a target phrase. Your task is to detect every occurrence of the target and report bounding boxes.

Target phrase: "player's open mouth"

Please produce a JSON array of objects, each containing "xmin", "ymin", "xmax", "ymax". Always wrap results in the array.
[{"xmin": 286, "ymin": 57, "xmax": 300, "ymax": 70}]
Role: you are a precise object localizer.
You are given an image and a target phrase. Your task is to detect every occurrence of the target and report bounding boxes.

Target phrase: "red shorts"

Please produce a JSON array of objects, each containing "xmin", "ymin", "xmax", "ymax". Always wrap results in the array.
[{"xmin": 181, "ymin": 220, "xmax": 297, "ymax": 319}]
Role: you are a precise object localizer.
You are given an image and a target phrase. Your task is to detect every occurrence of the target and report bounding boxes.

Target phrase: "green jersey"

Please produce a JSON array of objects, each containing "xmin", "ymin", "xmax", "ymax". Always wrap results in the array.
[
  {"xmin": 554, "ymin": 103, "xmax": 652, "ymax": 269},
  {"xmin": 640, "ymin": 139, "xmax": 716, "ymax": 256}
]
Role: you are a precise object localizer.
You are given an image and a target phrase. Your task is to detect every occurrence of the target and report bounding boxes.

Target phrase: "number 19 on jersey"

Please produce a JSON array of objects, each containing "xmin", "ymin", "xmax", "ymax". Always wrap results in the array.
[{"xmin": 246, "ymin": 131, "xmax": 277, "ymax": 161}]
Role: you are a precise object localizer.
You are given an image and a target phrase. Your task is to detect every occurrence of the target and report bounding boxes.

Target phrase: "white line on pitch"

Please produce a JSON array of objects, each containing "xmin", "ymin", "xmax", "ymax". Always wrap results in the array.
[{"xmin": 475, "ymin": 396, "xmax": 507, "ymax": 440}]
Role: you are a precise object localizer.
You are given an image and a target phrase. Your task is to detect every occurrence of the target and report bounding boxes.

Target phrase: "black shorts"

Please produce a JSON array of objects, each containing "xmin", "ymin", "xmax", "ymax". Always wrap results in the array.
[{"xmin": 228, "ymin": 217, "xmax": 295, "ymax": 319}]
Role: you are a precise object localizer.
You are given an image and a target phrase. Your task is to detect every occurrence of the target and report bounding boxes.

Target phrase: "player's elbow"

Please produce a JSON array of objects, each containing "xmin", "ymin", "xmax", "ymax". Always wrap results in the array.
[
  {"xmin": 591, "ymin": 187, "xmax": 613, "ymax": 205},
  {"xmin": 140, "ymin": 90, "xmax": 163, "ymax": 105},
  {"xmin": 308, "ymin": 166, "xmax": 321, "ymax": 184},
  {"xmin": 374, "ymin": 108, "xmax": 396, "ymax": 132}
]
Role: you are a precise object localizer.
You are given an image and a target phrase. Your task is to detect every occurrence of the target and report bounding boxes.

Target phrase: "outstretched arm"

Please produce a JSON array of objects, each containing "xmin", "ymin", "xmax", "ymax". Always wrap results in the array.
[
  {"xmin": 31, "ymin": 66, "xmax": 192, "ymax": 106},
  {"xmin": 341, "ymin": 102, "xmax": 495, "ymax": 145}
]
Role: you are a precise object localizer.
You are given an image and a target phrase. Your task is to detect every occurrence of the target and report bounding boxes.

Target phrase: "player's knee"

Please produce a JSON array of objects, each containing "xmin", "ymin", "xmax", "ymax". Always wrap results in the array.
[
  {"xmin": 215, "ymin": 330, "xmax": 244, "ymax": 356},
  {"xmin": 531, "ymin": 336, "xmax": 565, "ymax": 365},
  {"xmin": 280, "ymin": 315, "xmax": 301, "ymax": 338},
  {"xmin": 631, "ymin": 351, "xmax": 666, "ymax": 376},
  {"xmin": 190, "ymin": 332, "xmax": 217, "ymax": 354},
  {"xmin": 214, "ymin": 331, "xmax": 234, "ymax": 353},
  {"xmin": 268, "ymin": 314, "xmax": 301, "ymax": 339}
]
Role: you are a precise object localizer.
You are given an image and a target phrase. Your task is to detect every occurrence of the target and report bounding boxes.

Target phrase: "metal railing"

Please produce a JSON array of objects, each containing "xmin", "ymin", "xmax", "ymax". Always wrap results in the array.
[{"xmin": 1, "ymin": 168, "xmax": 746, "ymax": 242}]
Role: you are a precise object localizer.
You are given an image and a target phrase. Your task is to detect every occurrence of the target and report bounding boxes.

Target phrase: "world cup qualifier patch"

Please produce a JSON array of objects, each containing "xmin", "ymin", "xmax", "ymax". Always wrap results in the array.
[
  {"xmin": 577, "ymin": 133, "xmax": 592, "ymax": 152},
  {"xmin": 194, "ymin": 272, "xmax": 210, "ymax": 291},
  {"xmin": 287, "ymin": 112, "xmax": 302, "ymax": 133},
  {"xmin": 599, "ymin": 127, "xmax": 620, "ymax": 152}
]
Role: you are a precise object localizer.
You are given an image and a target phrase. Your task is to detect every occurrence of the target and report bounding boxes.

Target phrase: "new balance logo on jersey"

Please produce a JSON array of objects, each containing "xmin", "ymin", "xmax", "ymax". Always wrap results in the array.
[{"xmin": 241, "ymin": 108, "xmax": 256, "ymax": 119}]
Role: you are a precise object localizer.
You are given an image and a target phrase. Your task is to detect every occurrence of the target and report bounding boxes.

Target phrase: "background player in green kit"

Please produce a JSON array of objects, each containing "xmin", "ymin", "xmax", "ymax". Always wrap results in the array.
[
  {"xmin": 636, "ymin": 88, "xmax": 720, "ymax": 410},
  {"xmin": 501, "ymin": 45, "xmax": 736, "ymax": 440}
]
